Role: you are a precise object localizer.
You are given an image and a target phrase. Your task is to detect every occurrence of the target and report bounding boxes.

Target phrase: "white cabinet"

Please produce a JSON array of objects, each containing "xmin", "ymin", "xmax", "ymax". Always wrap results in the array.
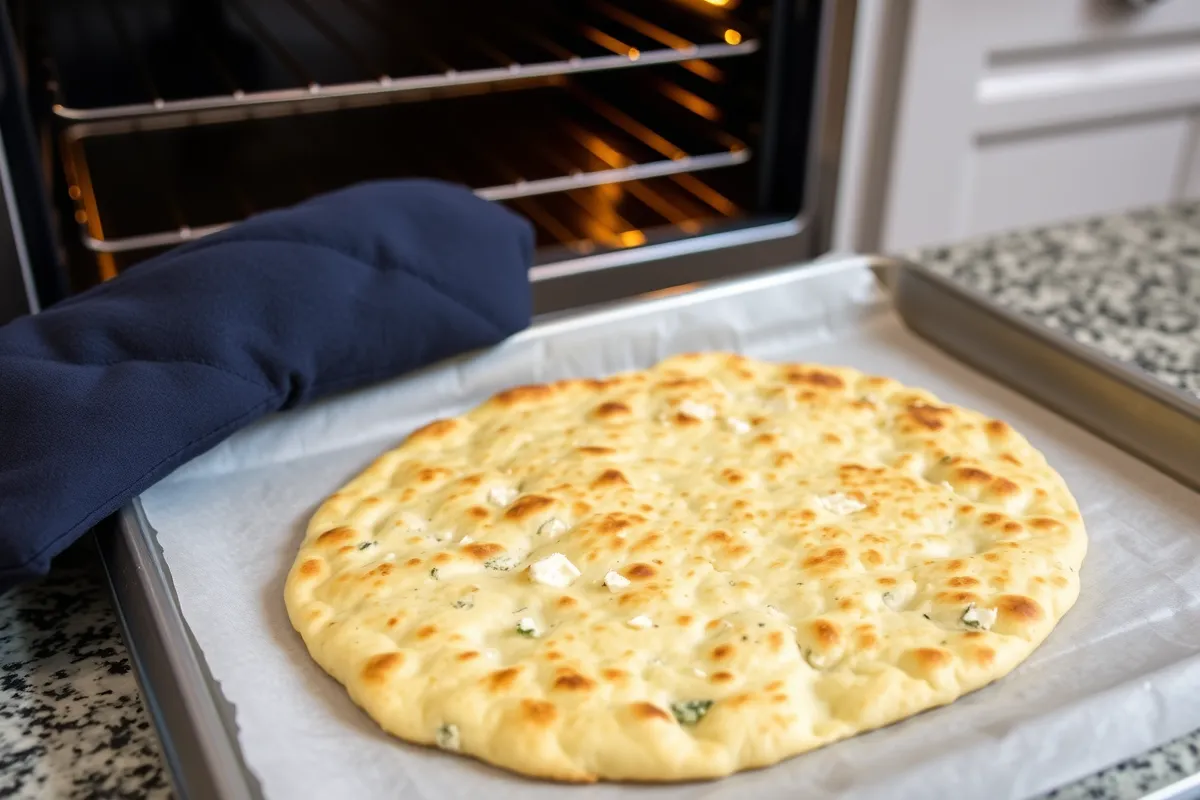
[{"xmin": 834, "ymin": 0, "xmax": 1200, "ymax": 253}]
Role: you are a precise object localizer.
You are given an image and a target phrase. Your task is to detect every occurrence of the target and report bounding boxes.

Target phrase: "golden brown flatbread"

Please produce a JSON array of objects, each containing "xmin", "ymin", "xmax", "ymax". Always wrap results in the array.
[{"xmin": 285, "ymin": 352, "xmax": 1086, "ymax": 782}]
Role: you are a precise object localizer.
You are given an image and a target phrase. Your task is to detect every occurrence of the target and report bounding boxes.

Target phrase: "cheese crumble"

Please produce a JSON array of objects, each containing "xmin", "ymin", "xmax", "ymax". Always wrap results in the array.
[
  {"xmin": 817, "ymin": 492, "xmax": 867, "ymax": 515},
  {"xmin": 487, "ymin": 486, "xmax": 518, "ymax": 507},
  {"xmin": 677, "ymin": 400, "xmax": 716, "ymax": 420},
  {"xmin": 726, "ymin": 416, "xmax": 752, "ymax": 433},
  {"xmin": 603, "ymin": 571, "xmax": 631, "ymax": 592},
  {"xmin": 961, "ymin": 603, "xmax": 997, "ymax": 631},
  {"xmin": 529, "ymin": 553, "xmax": 580, "ymax": 587}
]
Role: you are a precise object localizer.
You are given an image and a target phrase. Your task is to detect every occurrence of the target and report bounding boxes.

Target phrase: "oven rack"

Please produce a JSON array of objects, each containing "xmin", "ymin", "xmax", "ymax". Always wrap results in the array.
[
  {"xmin": 62, "ymin": 82, "xmax": 750, "ymax": 259},
  {"xmin": 508, "ymin": 170, "xmax": 747, "ymax": 257},
  {"xmin": 87, "ymin": 171, "xmax": 750, "ymax": 281},
  {"xmin": 42, "ymin": 0, "xmax": 759, "ymax": 121}
]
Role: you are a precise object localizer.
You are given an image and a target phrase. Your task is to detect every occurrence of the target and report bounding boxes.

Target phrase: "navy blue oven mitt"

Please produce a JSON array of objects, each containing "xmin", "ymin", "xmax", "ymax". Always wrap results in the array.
[{"xmin": 0, "ymin": 179, "xmax": 534, "ymax": 590}]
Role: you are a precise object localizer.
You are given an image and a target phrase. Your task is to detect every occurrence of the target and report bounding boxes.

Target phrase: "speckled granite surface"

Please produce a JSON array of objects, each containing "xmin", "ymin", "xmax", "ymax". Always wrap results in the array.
[
  {"xmin": 0, "ymin": 542, "xmax": 170, "ymax": 799},
  {"xmin": 1, "ymin": 204, "xmax": 1198, "ymax": 799},
  {"xmin": 917, "ymin": 203, "xmax": 1200, "ymax": 399}
]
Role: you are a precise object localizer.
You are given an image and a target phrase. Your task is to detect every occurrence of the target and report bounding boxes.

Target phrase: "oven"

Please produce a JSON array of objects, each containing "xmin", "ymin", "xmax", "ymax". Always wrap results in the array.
[{"xmin": 0, "ymin": 0, "xmax": 855, "ymax": 323}]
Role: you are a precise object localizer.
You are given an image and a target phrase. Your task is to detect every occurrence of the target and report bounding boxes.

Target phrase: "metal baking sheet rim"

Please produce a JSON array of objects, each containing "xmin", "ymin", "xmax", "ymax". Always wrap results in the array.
[{"xmin": 99, "ymin": 254, "xmax": 1200, "ymax": 800}]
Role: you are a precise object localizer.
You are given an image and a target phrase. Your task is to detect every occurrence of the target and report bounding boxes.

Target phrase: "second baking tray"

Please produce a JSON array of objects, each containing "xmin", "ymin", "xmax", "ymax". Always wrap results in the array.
[{"xmin": 102, "ymin": 255, "xmax": 1200, "ymax": 800}]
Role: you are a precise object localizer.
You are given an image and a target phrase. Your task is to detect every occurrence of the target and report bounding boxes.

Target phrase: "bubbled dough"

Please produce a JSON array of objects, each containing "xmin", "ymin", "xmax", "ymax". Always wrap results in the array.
[{"xmin": 285, "ymin": 352, "xmax": 1086, "ymax": 782}]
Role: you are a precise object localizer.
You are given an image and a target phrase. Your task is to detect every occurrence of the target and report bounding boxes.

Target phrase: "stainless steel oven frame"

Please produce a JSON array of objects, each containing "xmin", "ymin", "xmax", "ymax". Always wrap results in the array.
[
  {"xmin": 0, "ymin": 0, "xmax": 858, "ymax": 320},
  {"xmin": 531, "ymin": 0, "xmax": 856, "ymax": 311}
]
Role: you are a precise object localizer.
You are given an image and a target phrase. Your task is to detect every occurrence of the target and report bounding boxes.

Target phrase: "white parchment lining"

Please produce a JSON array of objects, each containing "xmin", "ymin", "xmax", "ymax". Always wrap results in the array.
[{"xmin": 140, "ymin": 258, "xmax": 1200, "ymax": 800}]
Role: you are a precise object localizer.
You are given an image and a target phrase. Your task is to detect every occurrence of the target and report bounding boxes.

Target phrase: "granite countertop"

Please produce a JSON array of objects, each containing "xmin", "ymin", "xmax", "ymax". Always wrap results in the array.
[{"xmin": 1, "ymin": 203, "xmax": 1198, "ymax": 799}]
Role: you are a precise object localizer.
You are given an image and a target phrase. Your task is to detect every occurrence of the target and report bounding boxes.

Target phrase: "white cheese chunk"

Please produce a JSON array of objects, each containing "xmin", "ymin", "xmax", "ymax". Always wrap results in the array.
[
  {"xmin": 765, "ymin": 604, "xmax": 787, "ymax": 620},
  {"xmin": 817, "ymin": 492, "xmax": 867, "ymax": 515},
  {"xmin": 395, "ymin": 511, "xmax": 427, "ymax": 532},
  {"xmin": 515, "ymin": 617, "xmax": 540, "ymax": 637},
  {"xmin": 961, "ymin": 603, "xmax": 997, "ymax": 631},
  {"xmin": 881, "ymin": 585, "xmax": 914, "ymax": 612},
  {"xmin": 626, "ymin": 615, "xmax": 654, "ymax": 630},
  {"xmin": 459, "ymin": 535, "xmax": 474, "ymax": 545},
  {"xmin": 603, "ymin": 571, "xmax": 631, "ymax": 592},
  {"xmin": 487, "ymin": 486, "xmax": 518, "ymax": 507},
  {"xmin": 537, "ymin": 517, "xmax": 568, "ymax": 538},
  {"xmin": 804, "ymin": 649, "xmax": 828, "ymax": 669},
  {"xmin": 725, "ymin": 416, "xmax": 752, "ymax": 434},
  {"xmin": 677, "ymin": 399, "xmax": 716, "ymax": 420},
  {"xmin": 692, "ymin": 668, "xmax": 708, "ymax": 678},
  {"xmin": 528, "ymin": 553, "xmax": 580, "ymax": 588}
]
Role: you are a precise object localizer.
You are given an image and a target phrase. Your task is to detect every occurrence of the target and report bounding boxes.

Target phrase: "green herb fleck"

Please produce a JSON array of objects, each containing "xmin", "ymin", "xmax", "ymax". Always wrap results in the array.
[
  {"xmin": 940, "ymin": 456, "xmax": 952, "ymax": 465},
  {"xmin": 515, "ymin": 617, "xmax": 539, "ymax": 637},
  {"xmin": 484, "ymin": 556, "xmax": 516, "ymax": 571},
  {"xmin": 430, "ymin": 568, "xmax": 440, "ymax": 580},
  {"xmin": 357, "ymin": 541, "xmax": 376, "ymax": 551},
  {"xmin": 801, "ymin": 648, "xmax": 827, "ymax": 670},
  {"xmin": 670, "ymin": 699, "xmax": 713, "ymax": 726},
  {"xmin": 961, "ymin": 604, "xmax": 981, "ymax": 629},
  {"xmin": 453, "ymin": 596, "xmax": 474, "ymax": 610},
  {"xmin": 922, "ymin": 613, "xmax": 931, "ymax": 620},
  {"xmin": 435, "ymin": 723, "xmax": 460, "ymax": 751}
]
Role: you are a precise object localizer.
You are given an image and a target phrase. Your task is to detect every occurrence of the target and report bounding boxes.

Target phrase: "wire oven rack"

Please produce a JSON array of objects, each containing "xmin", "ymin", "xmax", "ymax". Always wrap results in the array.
[
  {"xmin": 41, "ymin": 0, "xmax": 759, "ymax": 120},
  {"xmin": 62, "ymin": 79, "xmax": 751, "ymax": 265},
  {"xmin": 88, "ymin": 170, "xmax": 751, "ymax": 281}
]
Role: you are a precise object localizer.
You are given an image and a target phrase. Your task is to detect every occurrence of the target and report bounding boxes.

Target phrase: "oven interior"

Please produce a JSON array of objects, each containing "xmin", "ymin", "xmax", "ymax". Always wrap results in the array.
[{"xmin": 7, "ymin": 0, "xmax": 825, "ymax": 307}]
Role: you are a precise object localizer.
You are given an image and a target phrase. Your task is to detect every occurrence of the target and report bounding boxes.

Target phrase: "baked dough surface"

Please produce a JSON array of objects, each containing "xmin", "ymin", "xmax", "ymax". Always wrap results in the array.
[{"xmin": 285, "ymin": 352, "xmax": 1086, "ymax": 782}]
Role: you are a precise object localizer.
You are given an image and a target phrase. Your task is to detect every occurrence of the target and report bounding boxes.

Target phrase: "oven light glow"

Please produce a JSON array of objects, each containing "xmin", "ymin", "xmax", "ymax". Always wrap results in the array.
[
  {"xmin": 620, "ymin": 230, "xmax": 647, "ymax": 247},
  {"xmin": 724, "ymin": 29, "xmax": 742, "ymax": 45}
]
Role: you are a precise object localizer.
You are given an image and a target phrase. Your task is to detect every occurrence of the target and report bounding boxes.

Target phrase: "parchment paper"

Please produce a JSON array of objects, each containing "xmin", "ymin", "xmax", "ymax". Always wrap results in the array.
[{"xmin": 140, "ymin": 258, "xmax": 1200, "ymax": 800}]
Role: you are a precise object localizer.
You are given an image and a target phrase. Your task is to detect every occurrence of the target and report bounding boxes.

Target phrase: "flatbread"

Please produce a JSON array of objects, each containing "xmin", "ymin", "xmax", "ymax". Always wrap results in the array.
[{"xmin": 285, "ymin": 352, "xmax": 1086, "ymax": 782}]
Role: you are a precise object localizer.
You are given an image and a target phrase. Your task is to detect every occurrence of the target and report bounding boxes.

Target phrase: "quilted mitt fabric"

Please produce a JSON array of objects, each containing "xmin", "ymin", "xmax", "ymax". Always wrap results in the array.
[{"xmin": 0, "ymin": 179, "xmax": 534, "ymax": 589}]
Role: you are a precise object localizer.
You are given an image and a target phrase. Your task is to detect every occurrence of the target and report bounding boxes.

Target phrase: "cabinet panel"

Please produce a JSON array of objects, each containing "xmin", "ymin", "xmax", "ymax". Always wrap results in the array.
[
  {"xmin": 977, "ymin": 34, "xmax": 1200, "ymax": 136},
  {"xmin": 967, "ymin": 117, "xmax": 1189, "ymax": 238},
  {"xmin": 849, "ymin": 0, "xmax": 1200, "ymax": 252},
  {"xmin": 985, "ymin": 0, "xmax": 1200, "ymax": 51}
]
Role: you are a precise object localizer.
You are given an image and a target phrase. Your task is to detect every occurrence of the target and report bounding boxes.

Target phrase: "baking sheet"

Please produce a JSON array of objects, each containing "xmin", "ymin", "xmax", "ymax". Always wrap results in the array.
[{"xmin": 138, "ymin": 257, "xmax": 1200, "ymax": 800}]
